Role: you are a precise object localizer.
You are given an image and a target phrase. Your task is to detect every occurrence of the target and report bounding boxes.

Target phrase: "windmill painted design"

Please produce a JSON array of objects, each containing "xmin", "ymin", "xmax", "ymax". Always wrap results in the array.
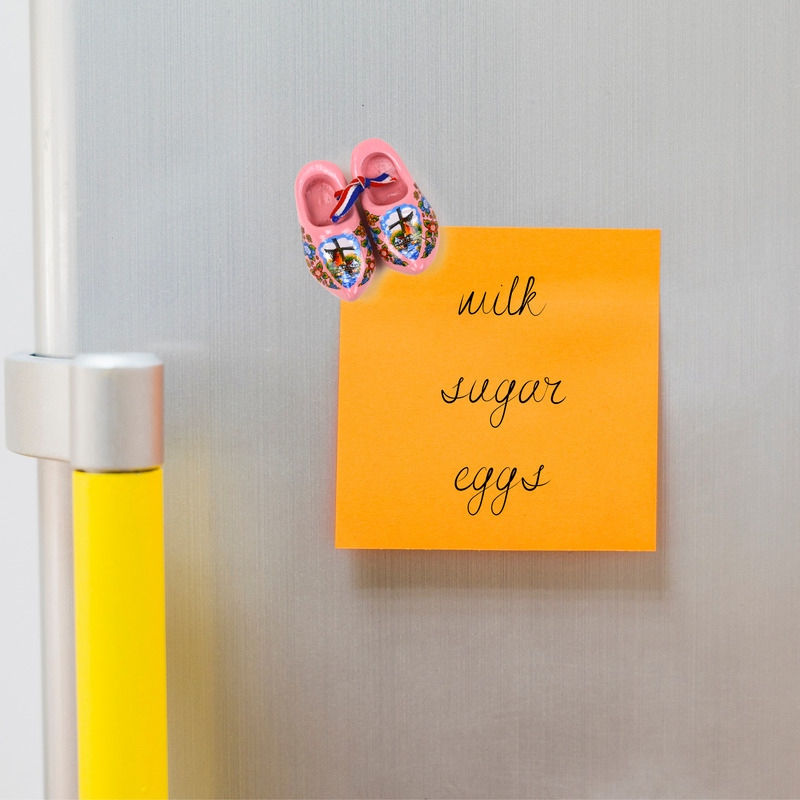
[
  {"xmin": 318, "ymin": 233, "xmax": 362, "ymax": 288},
  {"xmin": 380, "ymin": 204, "xmax": 423, "ymax": 261}
]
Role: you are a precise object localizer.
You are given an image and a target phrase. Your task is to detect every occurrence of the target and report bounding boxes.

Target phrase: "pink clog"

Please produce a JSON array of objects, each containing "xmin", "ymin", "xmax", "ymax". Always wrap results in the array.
[
  {"xmin": 294, "ymin": 161, "xmax": 375, "ymax": 301},
  {"xmin": 350, "ymin": 139, "xmax": 439, "ymax": 274}
]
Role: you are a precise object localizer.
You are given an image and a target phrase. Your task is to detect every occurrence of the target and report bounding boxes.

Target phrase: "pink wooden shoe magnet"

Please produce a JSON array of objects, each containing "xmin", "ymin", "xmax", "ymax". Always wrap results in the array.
[
  {"xmin": 351, "ymin": 138, "xmax": 439, "ymax": 274},
  {"xmin": 295, "ymin": 161, "xmax": 375, "ymax": 301}
]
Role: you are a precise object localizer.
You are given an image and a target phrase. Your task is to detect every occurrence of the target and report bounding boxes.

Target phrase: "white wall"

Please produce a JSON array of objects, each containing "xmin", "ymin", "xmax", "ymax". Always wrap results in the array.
[{"xmin": 0, "ymin": 1, "xmax": 45, "ymax": 796}]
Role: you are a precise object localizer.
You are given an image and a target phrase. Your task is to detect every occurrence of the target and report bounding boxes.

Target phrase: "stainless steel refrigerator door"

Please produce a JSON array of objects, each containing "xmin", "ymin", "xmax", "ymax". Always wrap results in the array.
[{"xmin": 36, "ymin": 1, "xmax": 800, "ymax": 796}]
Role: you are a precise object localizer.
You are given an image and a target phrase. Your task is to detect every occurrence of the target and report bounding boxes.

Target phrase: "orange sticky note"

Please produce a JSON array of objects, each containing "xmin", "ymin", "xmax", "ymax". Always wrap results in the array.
[{"xmin": 336, "ymin": 227, "xmax": 660, "ymax": 550}]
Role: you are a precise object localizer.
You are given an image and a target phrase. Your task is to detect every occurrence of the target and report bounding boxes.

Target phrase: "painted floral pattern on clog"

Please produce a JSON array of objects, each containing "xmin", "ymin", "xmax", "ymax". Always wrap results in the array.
[
  {"xmin": 364, "ymin": 211, "xmax": 408, "ymax": 267},
  {"xmin": 354, "ymin": 224, "xmax": 375, "ymax": 286},
  {"xmin": 300, "ymin": 227, "xmax": 338, "ymax": 289},
  {"xmin": 413, "ymin": 183, "xmax": 439, "ymax": 258}
]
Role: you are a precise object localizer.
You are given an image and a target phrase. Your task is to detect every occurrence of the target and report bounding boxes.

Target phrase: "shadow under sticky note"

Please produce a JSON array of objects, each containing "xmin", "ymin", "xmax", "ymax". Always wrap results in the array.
[{"xmin": 336, "ymin": 227, "xmax": 660, "ymax": 550}]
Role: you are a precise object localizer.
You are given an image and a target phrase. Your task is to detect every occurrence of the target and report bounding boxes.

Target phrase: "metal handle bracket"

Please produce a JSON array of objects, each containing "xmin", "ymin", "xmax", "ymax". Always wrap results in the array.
[{"xmin": 5, "ymin": 352, "xmax": 164, "ymax": 472}]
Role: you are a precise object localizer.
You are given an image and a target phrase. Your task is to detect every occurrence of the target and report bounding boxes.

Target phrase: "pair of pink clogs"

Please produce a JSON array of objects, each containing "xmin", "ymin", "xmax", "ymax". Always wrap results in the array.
[{"xmin": 295, "ymin": 139, "xmax": 439, "ymax": 301}]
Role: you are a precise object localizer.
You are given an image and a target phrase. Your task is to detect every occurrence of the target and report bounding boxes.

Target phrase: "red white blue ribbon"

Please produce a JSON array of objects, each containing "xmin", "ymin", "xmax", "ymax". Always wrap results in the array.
[{"xmin": 330, "ymin": 173, "xmax": 396, "ymax": 223}]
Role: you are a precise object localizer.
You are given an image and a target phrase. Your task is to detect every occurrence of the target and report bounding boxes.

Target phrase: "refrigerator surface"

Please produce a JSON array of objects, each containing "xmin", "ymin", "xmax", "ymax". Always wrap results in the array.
[{"xmin": 34, "ymin": 1, "xmax": 800, "ymax": 796}]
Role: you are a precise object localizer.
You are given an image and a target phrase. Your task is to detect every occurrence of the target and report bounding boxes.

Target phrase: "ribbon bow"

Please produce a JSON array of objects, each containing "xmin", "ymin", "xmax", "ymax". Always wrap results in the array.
[{"xmin": 330, "ymin": 173, "xmax": 396, "ymax": 223}]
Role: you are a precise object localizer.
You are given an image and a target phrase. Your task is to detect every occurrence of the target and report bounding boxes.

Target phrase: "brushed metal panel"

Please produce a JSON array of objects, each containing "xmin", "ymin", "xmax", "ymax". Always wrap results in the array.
[{"xmin": 66, "ymin": 0, "xmax": 800, "ymax": 796}]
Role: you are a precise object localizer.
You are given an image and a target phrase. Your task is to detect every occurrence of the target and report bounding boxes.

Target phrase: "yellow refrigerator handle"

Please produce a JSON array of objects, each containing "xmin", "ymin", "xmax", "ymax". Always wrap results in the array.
[{"xmin": 73, "ymin": 468, "xmax": 168, "ymax": 799}]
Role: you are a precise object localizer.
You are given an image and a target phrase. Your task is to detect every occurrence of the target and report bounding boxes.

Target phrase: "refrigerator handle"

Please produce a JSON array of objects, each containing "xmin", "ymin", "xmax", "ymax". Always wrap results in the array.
[{"xmin": 5, "ymin": 352, "xmax": 168, "ymax": 799}]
